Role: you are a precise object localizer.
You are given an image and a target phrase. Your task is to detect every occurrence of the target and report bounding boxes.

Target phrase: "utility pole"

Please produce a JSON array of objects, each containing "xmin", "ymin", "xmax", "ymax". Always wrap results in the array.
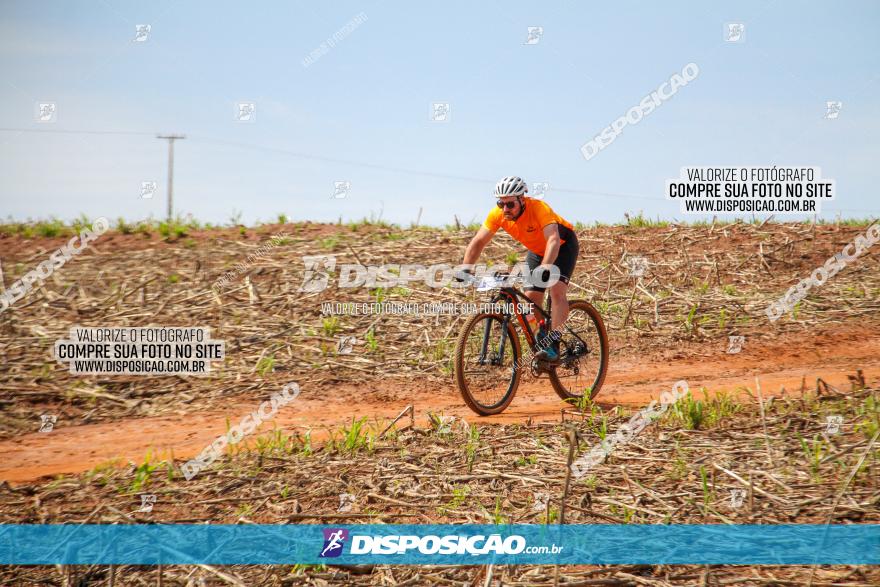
[{"xmin": 156, "ymin": 134, "xmax": 185, "ymax": 221}]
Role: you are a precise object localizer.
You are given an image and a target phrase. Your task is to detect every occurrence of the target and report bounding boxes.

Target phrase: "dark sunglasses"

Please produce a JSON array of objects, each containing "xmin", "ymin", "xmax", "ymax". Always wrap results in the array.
[{"xmin": 496, "ymin": 200, "xmax": 518, "ymax": 210}]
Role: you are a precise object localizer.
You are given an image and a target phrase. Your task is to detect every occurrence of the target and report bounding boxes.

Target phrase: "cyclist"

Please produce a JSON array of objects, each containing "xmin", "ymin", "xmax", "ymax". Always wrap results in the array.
[{"xmin": 461, "ymin": 176, "xmax": 579, "ymax": 361}]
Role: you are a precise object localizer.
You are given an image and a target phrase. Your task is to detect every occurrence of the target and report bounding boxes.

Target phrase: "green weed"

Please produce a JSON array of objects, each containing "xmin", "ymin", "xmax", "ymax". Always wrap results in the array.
[
  {"xmin": 515, "ymin": 454, "xmax": 538, "ymax": 467},
  {"xmin": 670, "ymin": 391, "xmax": 705, "ymax": 430},
  {"xmin": 596, "ymin": 415, "xmax": 608, "ymax": 440},
  {"xmin": 36, "ymin": 218, "xmax": 66, "ymax": 237},
  {"xmin": 703, "ymin": 390, "xmax": 742, "ymax": 426},
  {"xmin": 120, "ymin": 218, "xmax": 142, "ymax": 234},
  {"xmin": 291, "ymin": 563, "xmax": 328, "ymax": 575},
  {"xmin": 566, "ymin": 392, "xmax": 595, "ymax": 414},
  {"xmin": 255, "ymin": 354, "xmax": 275, "ymax": 375},
  {"xmin": 799, "ymin": 434, "xmax": 824, "ymax": 481},
  {"xmin": 322, "ymin": 317, "xmax": 341, "ymax": 336},
  {"xmin": 333, "ymin": 417, "xmax": 373, "ymax": 454},
  {"xmin": 365, "ymin": 329, "xmax": 379, "ymax": 353},
  {"xmin": 624, "ymin": 211, "xmax": 669, "ymax": 228},
  {"xmin": 438, "ymin": 486, "xmax": 470, "ymax": 515},
  {"xmin": 487, "ymin": 496, "xmax": 507, "ymax": 524},
  {"xmin": 252, "ymin": 426, "xmax": 296, "ymax": 455},
  {"xmin": 855, "ymin": 395, "xmax": 880, "ymax": 440},
  {"xmin": 700, "ymin": 465, "xmax": 712, "ymax": 506},
  {"xmin": 465, "ymin": 424, "xmax": 481, "ymax": 469},
  {"xmin": 127, "ymin": 451, "xmax": 160, "ymax": 493},
  {"xmin": 684, "ymin": 305, "xmax": 699, "ymax": 334}
]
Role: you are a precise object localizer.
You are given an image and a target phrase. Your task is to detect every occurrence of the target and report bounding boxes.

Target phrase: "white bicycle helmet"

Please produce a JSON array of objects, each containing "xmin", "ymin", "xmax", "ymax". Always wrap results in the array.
[{"xmin": 494, "ymin": 176, "xmax": 528, "ymax": 197}]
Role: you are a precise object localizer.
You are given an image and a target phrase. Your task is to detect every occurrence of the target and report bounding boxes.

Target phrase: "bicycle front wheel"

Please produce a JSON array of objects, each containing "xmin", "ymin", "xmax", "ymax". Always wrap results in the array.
[
  {"xmin": 454, "ymin": 312, "xmax": 522, "ymax": 416},
  {"xmin": 548, "ymin": 300, "xmax": 609, "ymax": 402}
]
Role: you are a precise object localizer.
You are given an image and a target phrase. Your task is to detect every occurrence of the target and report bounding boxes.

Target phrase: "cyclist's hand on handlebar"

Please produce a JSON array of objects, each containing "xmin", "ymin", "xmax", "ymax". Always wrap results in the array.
[
  {"xmin": 535, "ymin": 263, "xmax": 555, "ymax": 283},
  {"xmin": 453, "ymin": 267, "xmax": 475, "ymax": 284}
]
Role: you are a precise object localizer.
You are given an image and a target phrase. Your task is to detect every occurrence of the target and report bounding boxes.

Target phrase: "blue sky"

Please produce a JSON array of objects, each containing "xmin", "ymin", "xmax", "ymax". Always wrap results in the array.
[{"xmin": 1, "ymin": 0, "xmax": 878, "ymax": 226}]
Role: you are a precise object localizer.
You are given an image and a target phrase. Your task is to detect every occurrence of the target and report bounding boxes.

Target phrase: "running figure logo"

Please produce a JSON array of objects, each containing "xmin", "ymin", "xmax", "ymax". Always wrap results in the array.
[
  {"xmin": 724, "ymin": 23, "xmax": 745, "ymax": 43},
  {"xmin": 39, "ymin": 414, "xmax": 57, "ymax": 433},
  {"xmin": 824, "ymin": 101, "xmax": 842, "ymax": 120},
  {"xmin": 298, "ymin": 255, "xmax": 337, "ymax": 293},
  {"xmin": 319, "ymin": 528, "xmax": 349, "ymax": 558},
  {"xmin": 431, "ymin": 102, "xmax": 450, "ymax": 122}
]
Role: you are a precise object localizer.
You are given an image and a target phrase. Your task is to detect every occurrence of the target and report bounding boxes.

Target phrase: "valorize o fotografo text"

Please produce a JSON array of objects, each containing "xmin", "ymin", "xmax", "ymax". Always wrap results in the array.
[
  {"xmin": 53, "ymin": 327, "xmax": 225, "ymax": 375},
  {"xmin": 666, "ymin": 167, "xmax": 835, "ymax": 214}
]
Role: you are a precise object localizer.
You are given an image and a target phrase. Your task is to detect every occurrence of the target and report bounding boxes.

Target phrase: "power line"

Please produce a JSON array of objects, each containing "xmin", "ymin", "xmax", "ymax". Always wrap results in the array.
[
  {"xmin": 4, "ymin": 127, "xmax": 879, "ymax": 212},
  {"xmin": 0, "ymin": 127, "xmax": 156, "ymax": 136},
  {"xmin": 190, "ymin": 136, "xmax": 497, "ymax": 184},
  {"xmin": 189, "ymin": 136, "xmax": 659, "ymax": 202},
  {"xmin": 0, "ymin": 127, "xmax": 657, "ymax": 200}
]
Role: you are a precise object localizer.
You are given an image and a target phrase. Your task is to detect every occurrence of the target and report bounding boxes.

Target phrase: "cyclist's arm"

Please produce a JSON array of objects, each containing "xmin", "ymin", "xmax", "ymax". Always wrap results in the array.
[
  {"xmin": 541, "ymin": 223, "xmax": 561, "ymax": 265},
  {"xmin": 463, "ymin": 226, "xmax": 494, "ymax": 265}
]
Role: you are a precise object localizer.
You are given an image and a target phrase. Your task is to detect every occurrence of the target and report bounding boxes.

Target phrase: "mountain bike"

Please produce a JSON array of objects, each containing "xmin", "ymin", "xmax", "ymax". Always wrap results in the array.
[{"xmin": 453, "ymin": 273, "xmax": 609, "ymax": 416}]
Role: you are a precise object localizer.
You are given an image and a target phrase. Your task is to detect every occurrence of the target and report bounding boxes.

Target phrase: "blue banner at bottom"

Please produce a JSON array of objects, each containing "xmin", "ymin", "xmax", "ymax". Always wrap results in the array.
[{"xmin": 1, "ymin": 524, "xmax": 877, "ymax": 565}]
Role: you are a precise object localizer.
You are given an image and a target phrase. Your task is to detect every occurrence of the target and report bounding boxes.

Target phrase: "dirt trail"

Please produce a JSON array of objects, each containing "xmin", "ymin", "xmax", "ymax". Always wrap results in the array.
[{"xmin": 2, "ymin": 328, "xmax": 878, "ymax": 484}]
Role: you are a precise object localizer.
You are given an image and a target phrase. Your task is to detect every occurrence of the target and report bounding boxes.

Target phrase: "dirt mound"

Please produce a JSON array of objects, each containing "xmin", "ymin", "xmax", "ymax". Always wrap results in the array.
[{"xmin": 2, "ymin": 221, "xmax": 878, "ymax": 438}]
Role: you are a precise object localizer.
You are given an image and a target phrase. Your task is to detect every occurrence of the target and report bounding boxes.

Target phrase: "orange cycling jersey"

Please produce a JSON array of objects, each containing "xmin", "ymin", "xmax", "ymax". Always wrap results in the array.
[{"xmin": 483, "ymin": 197, "xmax": 575, "ymax": 255}]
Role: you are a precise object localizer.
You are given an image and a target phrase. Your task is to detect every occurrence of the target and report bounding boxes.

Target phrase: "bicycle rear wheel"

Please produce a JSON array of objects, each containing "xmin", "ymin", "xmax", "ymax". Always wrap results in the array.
[
  {"xmin": 548, "ymin": 300, "xmax": 609, "ymax": 402},
  {"xmin": 454, "ymin": 312, "xmax": 522, "ymax": 416}
]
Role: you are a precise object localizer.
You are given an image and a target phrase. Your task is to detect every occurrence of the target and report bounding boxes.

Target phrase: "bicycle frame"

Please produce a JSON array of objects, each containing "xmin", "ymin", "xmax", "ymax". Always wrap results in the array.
[
  {"xmin": 457, "ymin": 275, "xmax": 608, "ymax": 414},
  {"xmin": 492, "ymin": 286, "xmax": 551, "ymax": 349},
  {"xmin": 472, "ymin": 275, "xmax": 590, "ymax": 367},
  {"xmin": 473, "ymin": 285, "xmax": 547, "ymax": 366},
  {"xmin": 490, "ymin": 285, "xmax": 591, "ymax": 357}
]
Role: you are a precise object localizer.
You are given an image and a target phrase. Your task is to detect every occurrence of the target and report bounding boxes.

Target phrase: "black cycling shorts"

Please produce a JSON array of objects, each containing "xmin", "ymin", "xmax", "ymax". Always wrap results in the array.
[{"xmin": 524, "ymin": 224, "xmax": 579, "ymax": 292}]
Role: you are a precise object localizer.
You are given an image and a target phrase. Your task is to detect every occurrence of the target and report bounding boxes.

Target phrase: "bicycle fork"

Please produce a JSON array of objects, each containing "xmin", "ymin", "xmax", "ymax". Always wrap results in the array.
[{"xmin": 479, "ymin": 315, "xmax": 511, "ymax": 366}]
